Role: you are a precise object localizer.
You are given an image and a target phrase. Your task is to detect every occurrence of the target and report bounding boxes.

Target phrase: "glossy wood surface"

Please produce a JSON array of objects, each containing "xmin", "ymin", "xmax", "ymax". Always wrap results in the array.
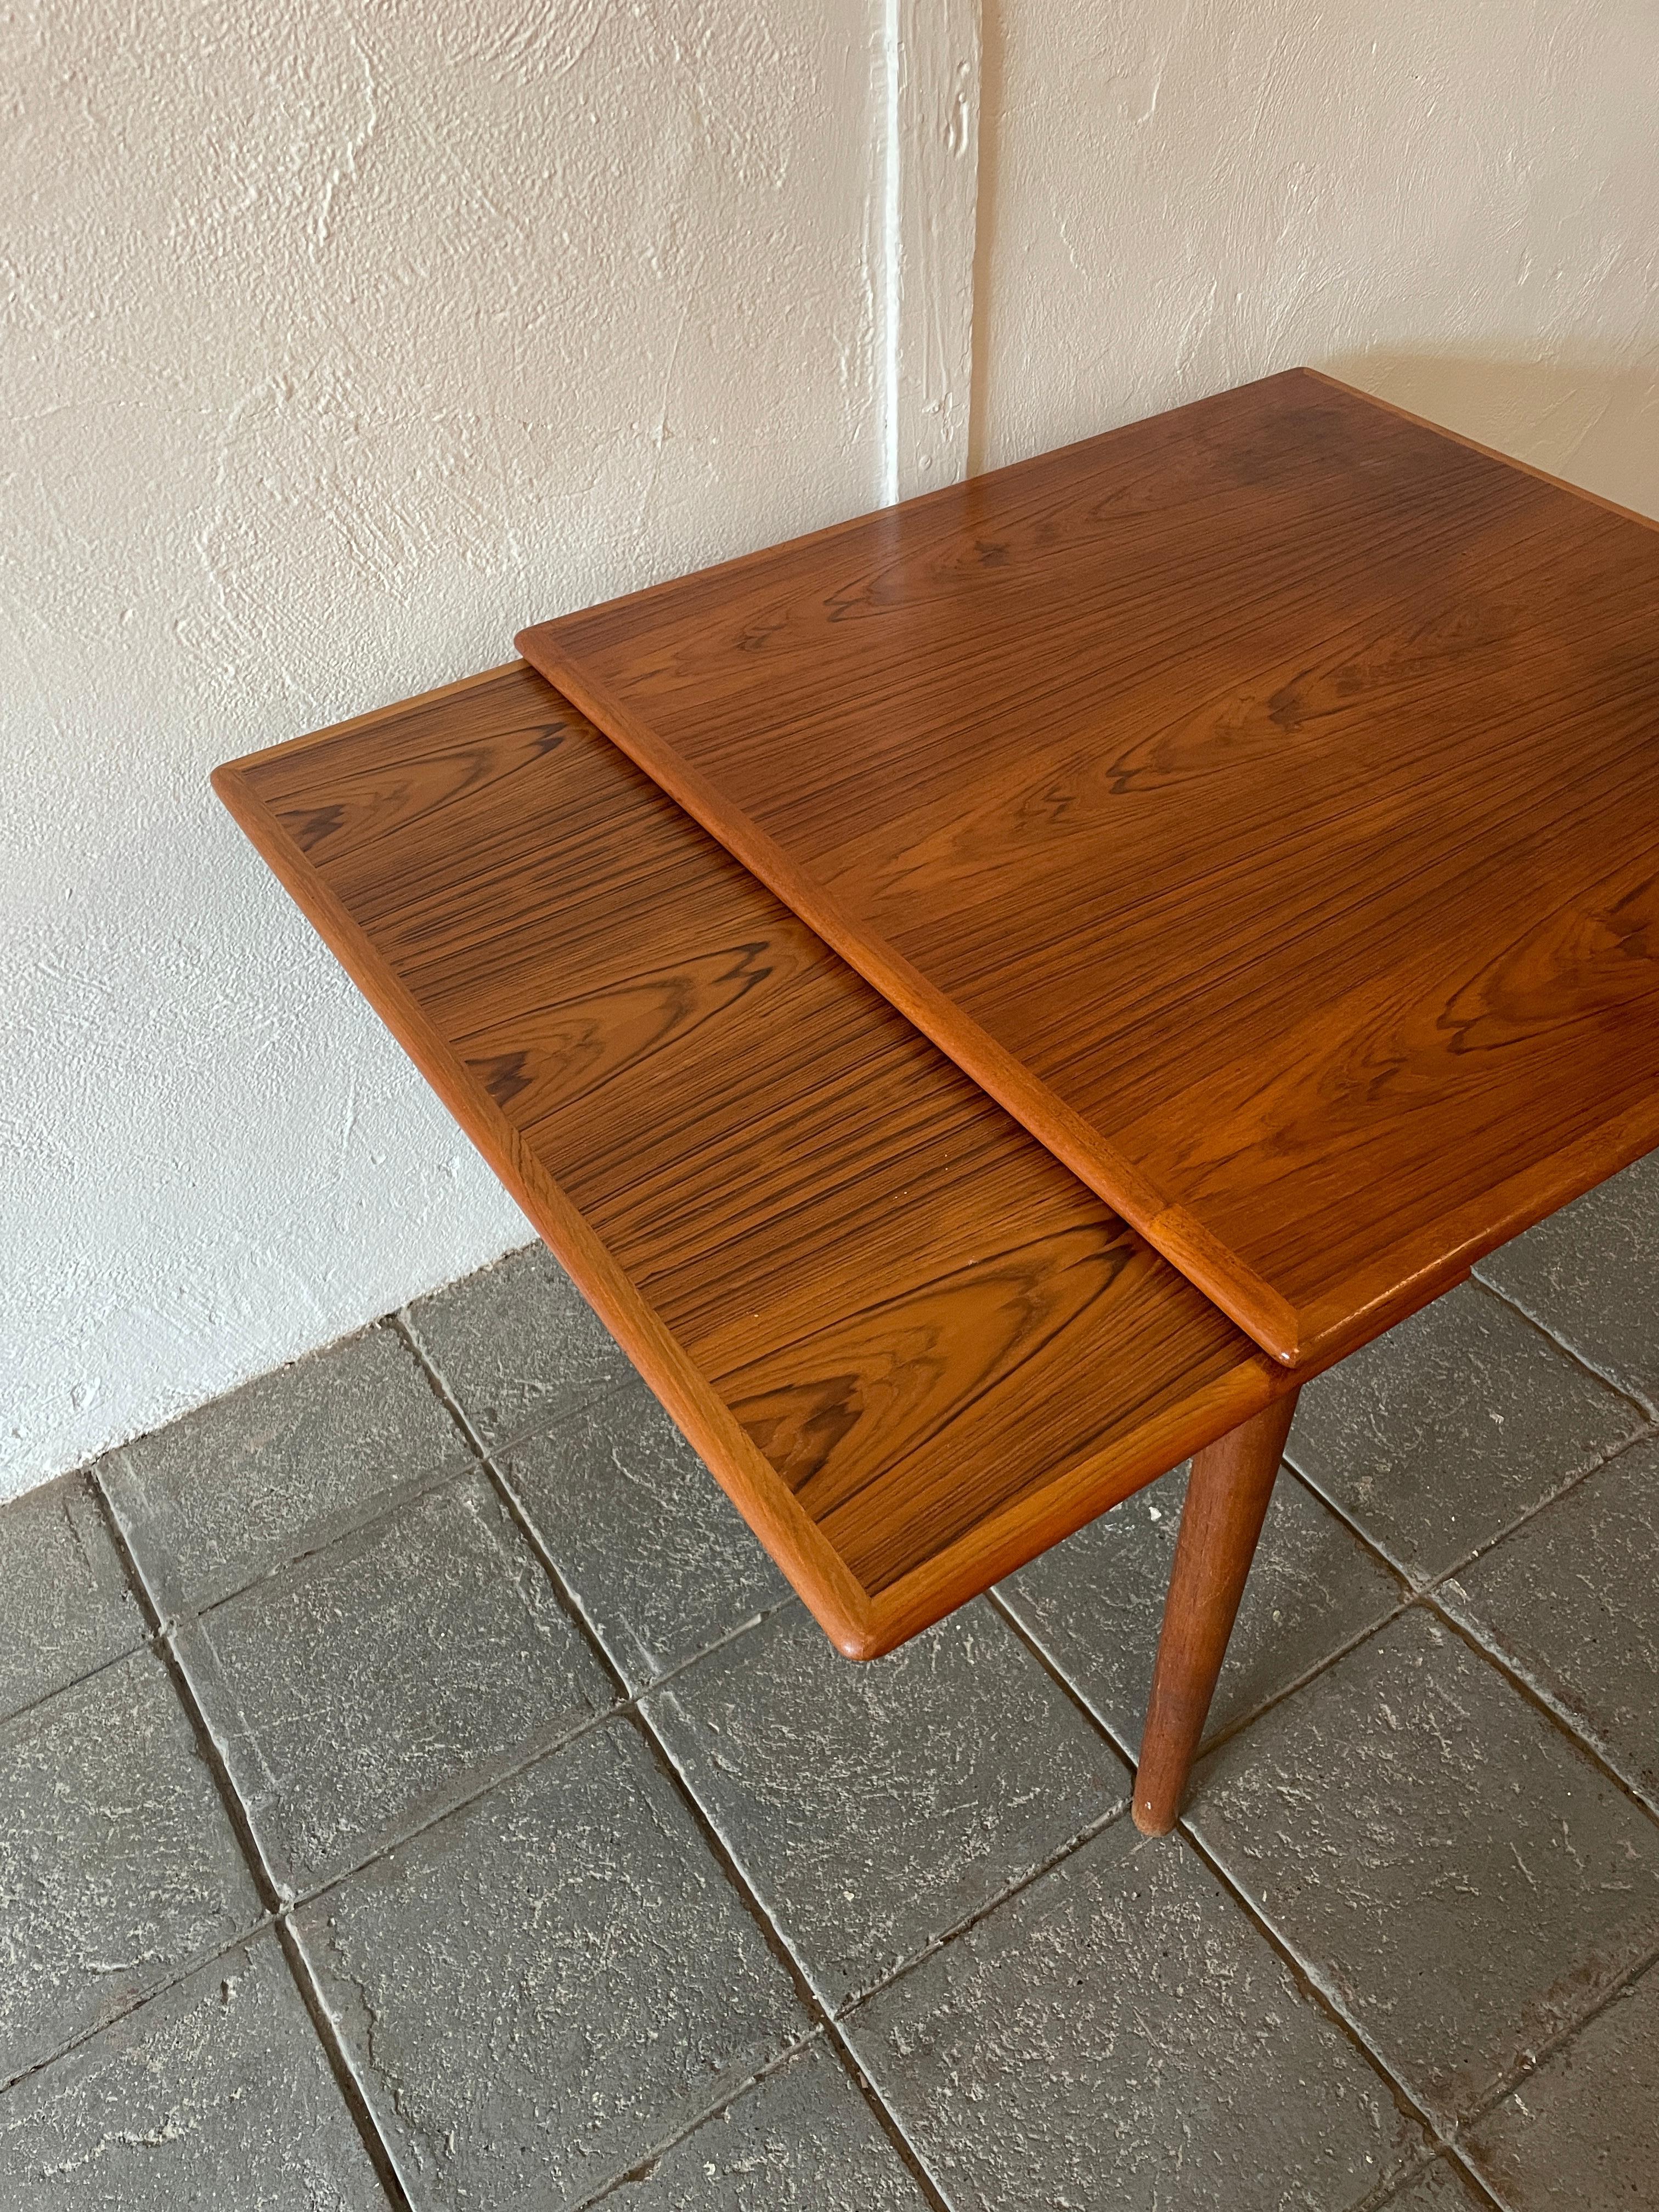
[
  {"xmin": 519, "ymin": 368, "xmax": 1659, "ymax": 1368},
  {"xmin": 213, "ymin": 663, "xmax": 1288, "ymax": 1658}
]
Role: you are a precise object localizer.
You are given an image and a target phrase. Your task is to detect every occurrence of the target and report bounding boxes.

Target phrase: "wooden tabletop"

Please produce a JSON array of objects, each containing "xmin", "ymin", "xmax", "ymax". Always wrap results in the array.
[
  {"xmin": 520, "ymin": 369, "xmax": 1659, "ymax": 1368},
  {"xmin": 213, "ymin": 663, "xmax": 1283, "ymax": 1658}
]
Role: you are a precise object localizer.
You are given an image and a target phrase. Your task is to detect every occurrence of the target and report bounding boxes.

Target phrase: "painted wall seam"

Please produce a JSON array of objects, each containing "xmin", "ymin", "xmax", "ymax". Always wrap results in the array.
[{"xmin": 882, "ymin": 0, "xmax": 983, "ymax": 501}]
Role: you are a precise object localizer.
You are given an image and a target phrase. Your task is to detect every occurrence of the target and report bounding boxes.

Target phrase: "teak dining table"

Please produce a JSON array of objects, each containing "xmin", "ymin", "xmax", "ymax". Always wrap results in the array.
[
  {"xmin": 521, "ymin": 368, "xmax": 1659, "ymax": 1374},
  {"xmin": 215, "ymin": 370, "xmax": 1659, "ymax": 1837}
]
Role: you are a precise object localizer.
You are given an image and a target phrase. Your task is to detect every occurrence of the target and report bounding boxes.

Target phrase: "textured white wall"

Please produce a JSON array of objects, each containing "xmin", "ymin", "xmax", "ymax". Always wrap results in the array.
[
  {"xmin": 8, "ymin": 0, "xmax": 1658, "ymax": 1498},
  {"xmin": 972, "ymin": 0, "xmax": 1659, "ymax": 516},
  {"xmin": 1, "ymin": 0, "xmax": 882, "ymax": 1496}
]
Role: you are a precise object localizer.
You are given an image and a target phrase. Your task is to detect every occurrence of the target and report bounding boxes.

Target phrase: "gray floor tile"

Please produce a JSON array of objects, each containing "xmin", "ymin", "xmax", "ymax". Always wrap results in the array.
[
  {"xmin": 1287, "ymin": 1284, "xmax": 1643, "ymax": 1586},
  {"xmin": 405, "ymin": 1242, "xmax": 634, "ymax": 1451},
  {"xmin": 642, "ymin": 1599, "xmax": 1127, "ymax": 2012},
  {"xmin": 594, "ymin": 2041, "xmax": 930, "ymax": 2210},
  {"xmin": 176, "ymin": 1466, "xmax": 617, "ymax": 1894},
  {"xmin": 1001, "ymin": 1462, "xmax": 1402, "ymax": 1754},
  {"xmin": 1189, "ymin": 1609, "xmax": 1659, "ymax": 2130},
  {"xmin": 0, "ymin": 1931, "xmax": 386, "ymax": 2209},
  {"xmin": 1383, "ymin": 2162, "xmax": 1488, "ymax": 2211},
  {"xmin": 500, "ymin": 1373, "xmax": 787, "ymax": 1691},
  {"xmin": 1462, "ymin": 1958, "xmax": 1659, "ymax": 2211},
  {"xmin": 99, "ymin": 1323, "xmax": 459, "ymax": 1615},
  {"xmin": 1440, "ymin": 1432, "xmax": 1659, "ymax": 1814},
  {"xmin": 1477, "ymin": 1150, "xmax": 1659, "ymax": 1409},
  {"xmin": 295, "ymin": 1717, "xmax": 809, "ymax": 2212},
  {"xmin": 0, "ymin": 1474, "xmax": 145, "ymax": 1725},
  {"xmin": 0, "ymin": 1647, "xmax": 262, "ymax": 2084},
  {"xmin": 845, "ymin": 1816, "xmax": 1424, "ymax": 2212}
]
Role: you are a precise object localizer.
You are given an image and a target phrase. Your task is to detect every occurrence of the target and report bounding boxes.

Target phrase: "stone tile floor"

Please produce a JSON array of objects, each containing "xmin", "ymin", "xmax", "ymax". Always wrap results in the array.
[{"xmin": 2, "ymin": 1156, "xmax": 1657, "ymax": 2208}]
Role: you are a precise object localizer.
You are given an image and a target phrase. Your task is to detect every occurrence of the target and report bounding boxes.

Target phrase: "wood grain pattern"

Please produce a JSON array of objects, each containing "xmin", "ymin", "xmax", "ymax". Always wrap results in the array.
[
  {"xmin": 518, "ymin": 367, "xmax": 1659, "ymax": 1367},
  {"xmin": 213, "ymin": 662, "xmax": 1289, "ymax": 1657},
  {"xmin": 1131, "ymin": 1387, "xmax": 1300, "ymax": 1836}
]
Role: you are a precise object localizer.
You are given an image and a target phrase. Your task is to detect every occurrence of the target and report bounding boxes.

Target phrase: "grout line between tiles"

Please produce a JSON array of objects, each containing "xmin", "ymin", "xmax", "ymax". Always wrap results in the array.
[
  {"xmin": 1012, "ymin": 1451, "xmax": 1659, "ymax": 2180},
  {"xmin": 1224, "ymin": 1476, "xmax": 1659, "ymax": 2123},
  {"xmin": 277, "ymin": 1918, "xmax": 420, "ymax": 2212},
  {"xmin": 1389, "ymin": 2147, "xmax": 1508, "ymax": 2212},
  {"xmin": 989, "ymin": 1488, "xmax": 1419, "ymax": 1775},
  {"xmin": 398, "ymin": 1300, "xmax": 804, "ymax": 1694},
  {"xmin": 993, "ymin": 1562, "xmax": 1483, "ymax": 2197},
  {"xmin": 995, "ymin": 1415, "xmax": 1654, "ymax": 1849},
  {"xmin": 1446, "ymin": 1939, "xmax": 1659, "ymax": 2155},
  {"xmin": 1177, "ymin": 1747, "xmax": 1659, "ymax": 2194},
  {"xmin": 0, "ymin": 1906, "xmax": 411, "ymax": 2212},
  {"xmin": 275, "ymin": 1595, "xmax": 795, "ymax": 1916},
  {"xmin": 1465, "ymin": 1271, "xmax": 1654, "ymax": 1415},
  {"xmin": 159, "ymin": 1289, "xmax": 1658, "ymax": 1908},
  {"xmin": 630, "ymin": 1600, "xmax": 1131, "ymax": 2028},
  {"xmin": 966, "ymin": 1595, "xmax": 1447, "ymax": 2196},
  {"xmin": 624, "ymin": 1694, "xmax": 968, "ymax": 2209},
  {"xmin": 154, "ymin": 1628, "xmax": 287, "ymax": 1906},
  {"xmin": 1421, "ymin": 1598, "xmax": 1659, "ymax": 1832},
  {"xmin": 391, "ymin": 1312, "xmax": 634, "ymax": 1707},
  {"xmin": 87, "ymin": 1323, "xmax": 805, "ymax": 1921},
  {"xmin": 993, "ymin": 1515, "xmax": 1414, "ymax": 1793},
  {"xmin": 405, "ymin": 1293, "xmax": 1659, "ymax": 2203},
  {"xmin": 60, "ymin": 1396, "xmax": 1421, "ymax": 2188},
  {"xmin": 619, "ymin": 1709, "xmax": 853, "ymax": 2061},
  {"xmin": 82, "ymin": 1465, "xmax": 167, "ymax": 1638},
  {"xmin": 844, "ymin": 1802, "xmax": 1132, "ymax": 2019},
  {"xmin": 1285, "ymin": 1407, "xmax": 1656, "ymax": 1612},
  {"xmin": 1276, "ymin": 1444, "xmax": 1659, "ymax": 1826},
  {"xmin": 487, "ymin": 1450, "xmax": 798, "ymax": 1691},
  {"xmin": 1175, "ymin": 1598, "xmax": 1414, "ymax": 1775},
  {"xmin": 100, "ymin": 1425, "xmax": 743, "ymax": 2204},
  {"xmin": 569, "ymin": 2022, "xmax": 956, "ymax": 2212},
  {"xmin": 983, "ymin": 1581, "xmax": 1142, "ymax": 1766},
  {"xmin": 87, "ymin": 1459, "xmax": 412, "ymax": 2207},
  {"xmin": 394, "ymin": 1305, "xmax": 641, "ymax": 1474},
  {"xmin": 817, "ymin": 2018, "xmax": 957, "ymax": 2212},
  {"xmin": 392, "ymin": 1307, "xmax": 962, "ymax": 2208},
  {"xmin": 87, "ymin": 1463, "xmax": 284, "ymax": 1909},
  {"xmin": 1358, "ymin": 2152, "xmax": 1460, "ymax": 2212},
  {"xmin": 0, "ymin": 1911, "xmax": 268, "ymax": 2101},
  {"xmin": 591, "ymin": 2042, "xmax": 828, "ymax": 2206},
  {"xmin": 30, "ymin": 1259, "xmax": 1646, "ymax": 2209},
  {"xmin": 260, "ymin": 1597, "xmax": 1105, "ymax": 2198},
  {"xmin": 1168, "ymin": 1810, "xmax": 1458, "ymax": 2182},
  {"xmin": 1436, "ymin": 2149, "xmax": 1511, "ymax": 2212},
  {"xmin": 0, "ymin": 1630, "xmax": 165, "ymax": 1739},
  {"xmin": 622, "ymin": 1689, "xmax": 846, "ymax": 2006},
  {"xmin": 174, "ymin": 1449, "xmax": 477, "ymax": 1628},
  {"xmin": 565, "ymin": 2033, "xmax": 832, "ymax": 2212},
  {"xmin": 1470, "ymin": 1268, "xmax": 1659, "ymax": 1421}
]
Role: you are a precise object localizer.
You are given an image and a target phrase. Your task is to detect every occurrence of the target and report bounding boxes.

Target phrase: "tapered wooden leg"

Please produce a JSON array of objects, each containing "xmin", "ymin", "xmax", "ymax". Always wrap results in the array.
[{"xmin": 1132, "ymin": 1387, "xmax": 1301, "ymax": 1836}]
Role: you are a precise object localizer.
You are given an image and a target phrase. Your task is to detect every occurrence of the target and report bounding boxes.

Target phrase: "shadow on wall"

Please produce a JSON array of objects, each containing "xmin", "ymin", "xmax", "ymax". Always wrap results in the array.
[{"xmin": 1325, "ymin": 349, "xmax": 1659, "ymax": 524}]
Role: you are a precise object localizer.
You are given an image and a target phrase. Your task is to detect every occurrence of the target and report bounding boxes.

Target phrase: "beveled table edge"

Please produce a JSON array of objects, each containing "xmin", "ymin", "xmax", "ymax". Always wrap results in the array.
[
  {"xmin": 517, "ymin": 367, "xmax": 1659, "ymax": 1367},
  {"xmin": 212, "ymin": 664, "xmax": 1299, "ymax": 1657}
]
